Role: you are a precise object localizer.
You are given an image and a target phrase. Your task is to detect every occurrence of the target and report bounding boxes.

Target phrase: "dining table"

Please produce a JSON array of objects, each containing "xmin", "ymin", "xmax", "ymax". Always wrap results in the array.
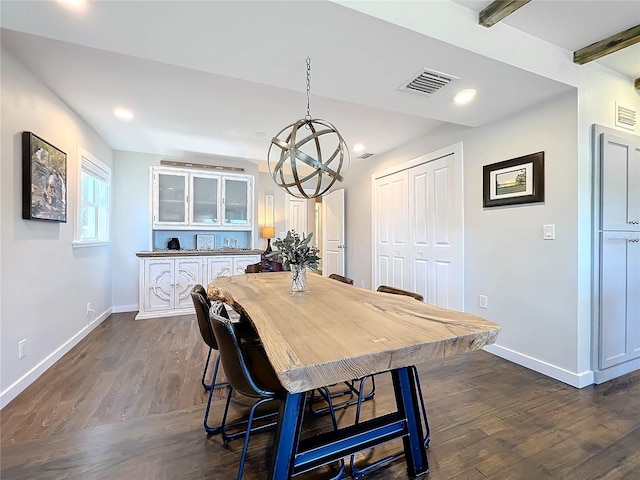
[{"xmin": 208, "ymin": 272, "xmax": 500, "ymax": 479}]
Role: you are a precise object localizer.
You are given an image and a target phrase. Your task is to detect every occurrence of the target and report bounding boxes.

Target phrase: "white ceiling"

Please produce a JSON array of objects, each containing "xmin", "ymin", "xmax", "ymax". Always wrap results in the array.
[{"xmin": 1, "ymin": 0, "xmax": 638, "ymax": 166}]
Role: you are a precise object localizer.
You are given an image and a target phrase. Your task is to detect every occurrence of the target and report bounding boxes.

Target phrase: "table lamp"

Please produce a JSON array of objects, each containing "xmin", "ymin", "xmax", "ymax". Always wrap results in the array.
[{"xmin": 261, "ymin": 226, "xmax": 276, "ymax": 254}]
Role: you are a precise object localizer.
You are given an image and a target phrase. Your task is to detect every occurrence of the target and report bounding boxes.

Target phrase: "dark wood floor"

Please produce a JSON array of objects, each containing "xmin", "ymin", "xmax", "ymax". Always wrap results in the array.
[{"xmin": 1, "ymin": 312, "xmax": 639, "ymax": 479}]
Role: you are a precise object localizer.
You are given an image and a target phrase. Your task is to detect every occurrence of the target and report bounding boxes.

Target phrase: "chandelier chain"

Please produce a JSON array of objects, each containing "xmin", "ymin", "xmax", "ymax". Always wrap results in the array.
[{"xmin": 305, "ymin": 56, "xmax": 311, "ymax": 122}]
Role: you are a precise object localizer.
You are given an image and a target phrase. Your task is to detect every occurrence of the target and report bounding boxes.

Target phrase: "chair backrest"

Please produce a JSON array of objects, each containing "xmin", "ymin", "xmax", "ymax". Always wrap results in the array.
[
  {"xmin": 191, "ymin": 285, "xmax": 219, "ymax": 350},
  {"xmin": 245, "ymin": 262, "xmax": 262, "ymax": 273},
  {"xmin": 376, "ymin": 285, "xmax": 424, "ymax": 302},
  {"xmin": 209, "ymin": 306, "xmax": 285, "ymax": 398},
  {"xmin": 192, "ymin": 283, "xmax": 211, "ymax": 308},
  {"xmin": 328, "ymin": 273, "xmax": 354, "ymax": 285}
]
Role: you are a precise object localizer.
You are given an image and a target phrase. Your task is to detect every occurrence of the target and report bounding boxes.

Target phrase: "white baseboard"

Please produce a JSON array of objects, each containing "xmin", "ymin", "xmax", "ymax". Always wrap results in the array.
[
  {"xmin": 483, "ymin": 344, "xmax": 594, "ymax": 389},
  {"xmin": 0, "ymin": 308, "xmax": 111, "ymax": 409},
  {"xmin": 112, "ymin": 304, "xmax": 138, "ymax": 313}
]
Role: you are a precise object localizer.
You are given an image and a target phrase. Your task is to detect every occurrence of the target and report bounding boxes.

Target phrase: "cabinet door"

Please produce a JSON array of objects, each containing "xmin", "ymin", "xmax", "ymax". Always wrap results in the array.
[
  {"xmin": 601, "ymin": 134, "xmax": 640, "ymax": 231},
  {"xmin": 154, "ymin": 170, "xmax": 189, "ymax": 226},
  {"xmin": 207, "ymin": 257, "xmax": 234, "ymax": 282},
  {"xmin": 222, "ymin": 177, "xmax": 252, "ymax": 227},
  {"xmin": 233, "ymin": 255, "xmax": 261, "ymax": 275},
  {"xmin": 599, "ymin": 232, "xmax": 640, "ymax": 368},
  {"xmin": 144, "ymin": 259, "xmax": 175, "ymax": 312},
  {"xmin": 191, "ymin": 173, "xmax": 220, "ymax": 226},
  {"xmin": 175, "ymin": 258, "xmax": 203, "ymax": 310}
]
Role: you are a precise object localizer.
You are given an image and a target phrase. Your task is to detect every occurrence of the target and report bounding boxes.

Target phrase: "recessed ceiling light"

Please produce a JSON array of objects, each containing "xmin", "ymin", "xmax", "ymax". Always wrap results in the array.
[
  {"xmin": 114, "ymin": 107, "xmax": 135, "ymax": 121},
  {"xmin": 453, "ymin": 89, "xmax": 477, "ymax": 106},
  {"xmin": 353, "ymin": 143, "xmax": 365, "ymax": 152},
  {"xmin": 57, "ymin": 0, "xmax": 87, "ymax": 12}
]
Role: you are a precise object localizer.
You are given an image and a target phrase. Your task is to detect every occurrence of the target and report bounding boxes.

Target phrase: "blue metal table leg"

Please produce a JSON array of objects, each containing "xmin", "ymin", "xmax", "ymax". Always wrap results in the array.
[
  {"xmin": 269, "ymin": 392, "xmax": 306, "ymax": 480},
  {"xmin": 392, "ymin": 367, "xmax": 429, "ymax": 477}
]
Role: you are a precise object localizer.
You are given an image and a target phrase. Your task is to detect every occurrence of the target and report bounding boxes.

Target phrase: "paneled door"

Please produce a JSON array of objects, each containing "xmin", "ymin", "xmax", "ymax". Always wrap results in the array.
[
  {"xmin": 373, "ymin": 170, "xmax": 410, "ymax": 289},
  {"xmin": 373, "ymin": 144, "xmax": 463, "ymax": 309},
  {"xmin": 322, "ymin": 189, "xmax": 345, "ymax": 277}
]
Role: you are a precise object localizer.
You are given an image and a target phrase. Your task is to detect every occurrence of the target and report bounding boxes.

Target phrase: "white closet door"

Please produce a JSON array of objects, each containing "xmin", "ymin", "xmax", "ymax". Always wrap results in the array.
[
  {"xmin": 374, "ymin": 170, "xmax": 410, "ymax": 290},
  {"xmin": 372, "ymin": 143, "xmax": 463, "ymax": 309},
  {"xmin": 409, "ymin": 153, "xmax": 462, "ymax": 308}
]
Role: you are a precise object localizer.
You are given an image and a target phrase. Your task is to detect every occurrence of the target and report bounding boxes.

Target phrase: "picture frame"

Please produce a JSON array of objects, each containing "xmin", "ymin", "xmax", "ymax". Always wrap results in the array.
[
  {"xmin": 196, "ymin": 234, "xmax": 216, "ymax": 250},
  {"xmin": 483, "ymin": 152, "xmax": 544, "ymax": 208},
  {"xmin": 22, "ymin": 132, "xmax": 67, "ymax": 222}
]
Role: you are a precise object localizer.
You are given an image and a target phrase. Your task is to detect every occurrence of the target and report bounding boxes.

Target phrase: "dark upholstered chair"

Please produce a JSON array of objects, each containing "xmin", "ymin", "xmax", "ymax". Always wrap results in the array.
[
  {"xmin": 244, "ymin": 262, "xmax": 262, "ymax": 273},
  {"xmin": 192, "ymin": 284, "xmax": 227, "ymax": 392},
  {"xmin": 328, "ymin": 273, "xmax": 354, "ymax": 285},
  {"xmin": 209, "ymin": 305, "xmax": 344, "ymax": 480},
  {"xmin": 191, "ymin": 286, "xmax": 232, "ymax": 435},
  {"xmin": 349, "ymin": 286, "xmax": 431, "ymax": 478}
]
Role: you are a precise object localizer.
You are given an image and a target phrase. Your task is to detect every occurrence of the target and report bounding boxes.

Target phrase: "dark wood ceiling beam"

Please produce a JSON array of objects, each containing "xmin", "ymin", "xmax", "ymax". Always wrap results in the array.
[
  {"xmin": 573, "ymin": 24, "xmax": 640, "ymax": 65},
  {"xmin": 479, "ymin": 0, "xmax": 532, "ymax": 28}
]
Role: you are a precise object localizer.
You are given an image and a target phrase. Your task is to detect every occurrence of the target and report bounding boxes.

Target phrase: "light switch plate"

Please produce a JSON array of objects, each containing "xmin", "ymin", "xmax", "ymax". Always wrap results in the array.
[{"xmin": 543, "ymin": 224, "xmax": 555, "ymax": 240}]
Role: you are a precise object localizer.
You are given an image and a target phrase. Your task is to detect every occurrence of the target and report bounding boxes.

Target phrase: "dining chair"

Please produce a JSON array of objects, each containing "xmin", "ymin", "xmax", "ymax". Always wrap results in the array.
[
  {"xmin": 209, "ymin": 305, "xmax": 344, "ymax": 480},
  {"xmin": 349, "ymin": 285, "xmax": 431, "ymax": 479},
  {"xmin": 328, "ymin": 273, "xmax": 354, "ymax": 285},
  {"xmin": 244, "ymin": 262, "xmax": 262, "ymax": 273},
  {"xmin": 192, "ymin": 284, "xmax": 227, "ymax": 393},
  {"xmin": 191, "ymin": 286, "xmax": 234, "ymax": 436}
]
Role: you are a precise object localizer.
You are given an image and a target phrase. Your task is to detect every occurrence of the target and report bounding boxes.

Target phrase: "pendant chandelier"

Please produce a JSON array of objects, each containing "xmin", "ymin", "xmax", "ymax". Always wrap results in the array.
[{"xmin": 268, "ymin": 57, "xmax": 349, "ymax": 199}]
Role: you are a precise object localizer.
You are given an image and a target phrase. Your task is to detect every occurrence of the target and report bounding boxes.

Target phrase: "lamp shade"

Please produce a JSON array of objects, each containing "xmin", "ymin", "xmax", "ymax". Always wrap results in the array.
[{"xmin": 261, "ymin": 226, "xmax": 276, "ymax": 239}]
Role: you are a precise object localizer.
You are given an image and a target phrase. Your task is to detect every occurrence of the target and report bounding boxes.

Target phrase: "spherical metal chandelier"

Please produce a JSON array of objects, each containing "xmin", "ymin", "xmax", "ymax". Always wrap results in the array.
[{"xmin": 268, "ymin": 58, "xmax": 349, "ymax": 199}]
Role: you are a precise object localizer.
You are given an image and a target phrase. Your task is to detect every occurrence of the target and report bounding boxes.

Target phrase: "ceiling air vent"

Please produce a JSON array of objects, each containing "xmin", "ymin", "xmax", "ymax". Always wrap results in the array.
[
  {"xmin": 358, "ymin": 152, "xmax": 374, "ymax": 159},
  {"xmin": 399, "ymin": 68, "xmax": 459, "ymax": 96},
  {"xmin": 615, "ymin": 102, "xmax": 637, "ymax": 131}
]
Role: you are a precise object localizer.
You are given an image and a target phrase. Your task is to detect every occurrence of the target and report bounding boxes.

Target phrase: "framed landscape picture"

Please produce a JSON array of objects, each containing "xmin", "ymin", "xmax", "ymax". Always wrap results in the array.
[
  {"xmin": 483, "ymin": 152, "xmax": 544, "ymax": 208},
  {"xmin": 22, "ymin": 132, "xmax": 67, "ymax": 222}
]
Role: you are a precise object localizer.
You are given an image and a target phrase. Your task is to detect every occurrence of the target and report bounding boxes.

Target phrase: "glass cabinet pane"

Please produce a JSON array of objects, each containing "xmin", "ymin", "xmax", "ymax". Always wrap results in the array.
[
  {"xmin": 192, "ymin": 175, "xmax": 219, "ymax": 224},
  {"xmin": 158, "ymin": 173, "xmax": 186, "ymax": 223},
  {"xmin": 224, "ymin": 179, "xmax": 249, "ymax": 224}
]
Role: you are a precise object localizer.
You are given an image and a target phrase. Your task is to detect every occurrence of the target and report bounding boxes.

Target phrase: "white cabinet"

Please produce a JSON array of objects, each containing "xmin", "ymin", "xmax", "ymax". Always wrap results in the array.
[
  {"xmin": 152, "ymin": 166, "xmax": 253, "ymax": 230},
  {"xmin": 600, "ymin": 134, "xmax": 640, "ymax": 232},
  {"xmin": 206, "ymin": 255, "xmax": 260, "ymax": 280},
  {"xmin": 137, "ymin": 257, "xmax": 203, "ymax": 319},
  {"xmin": 137, "ymin": 254, "xmax": 261, "ymax": 319},
  {"xmin": 599, "ymin": 232, "xmax": 640, "ymax": 369},
  {"xmin": 594, "ymin": 129, "xmax": 640, "ymax": 381}
]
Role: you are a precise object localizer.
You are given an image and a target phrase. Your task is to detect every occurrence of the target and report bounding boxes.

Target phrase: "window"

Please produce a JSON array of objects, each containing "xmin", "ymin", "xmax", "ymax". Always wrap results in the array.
[{"xmin": 73, "ymin": 147, "xmax": 111, "ymax": 247}]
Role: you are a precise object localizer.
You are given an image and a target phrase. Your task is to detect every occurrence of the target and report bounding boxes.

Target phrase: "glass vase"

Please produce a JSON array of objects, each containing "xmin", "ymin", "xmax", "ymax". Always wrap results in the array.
[{"xmin": 290, "ymin": 264, "xmax": 307, "ymax": 292}]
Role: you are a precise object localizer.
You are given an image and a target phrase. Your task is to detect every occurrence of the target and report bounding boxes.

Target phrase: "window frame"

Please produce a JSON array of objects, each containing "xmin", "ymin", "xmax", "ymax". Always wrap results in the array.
[{"xmin": 73, "ymin": 146, "xmax": 112, "ymax": 248}]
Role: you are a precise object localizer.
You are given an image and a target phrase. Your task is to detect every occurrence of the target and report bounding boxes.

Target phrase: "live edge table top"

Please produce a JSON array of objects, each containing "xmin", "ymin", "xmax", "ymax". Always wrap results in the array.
[{"xmin": 208, "ymin": 272, "xmax": 500, "ymax": 394}]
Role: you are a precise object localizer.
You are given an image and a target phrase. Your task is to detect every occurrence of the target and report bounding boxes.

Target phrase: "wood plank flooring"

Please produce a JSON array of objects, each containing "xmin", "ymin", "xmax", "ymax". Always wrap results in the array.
[{"xmin": 1, "ymin": 312, "xmax": 639, "ymax": 479}]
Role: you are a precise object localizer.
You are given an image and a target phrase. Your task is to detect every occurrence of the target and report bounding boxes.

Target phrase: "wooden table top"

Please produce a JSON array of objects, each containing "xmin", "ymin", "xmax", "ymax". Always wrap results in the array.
[{"xmin": 208, "ymin": 272, "xmax": 500, "ymax": 393}]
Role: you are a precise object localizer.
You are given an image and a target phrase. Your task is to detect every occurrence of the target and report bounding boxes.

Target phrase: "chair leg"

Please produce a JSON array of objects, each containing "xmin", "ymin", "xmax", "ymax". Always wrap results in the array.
[
  {"xmin": 236, "ymin": 397, "xmax": 277, "ymax": 480},
  {"xmin": 317, "ymin": 386, "xmax": 346, "ymax": 480},
  {"xmin": 308, "ymin": 376, "xmax": 376, "ymax": 415},
  {"xmin": 201, "ymin": 347, "xmax": 213, "ymax": 391},
  {"xmin": 204, "ymin": 382, "xmax": 231, "ymax": 436},
  {"xmin": 203, "ymin": 351, "xmax": 229, "ymax": 392}
]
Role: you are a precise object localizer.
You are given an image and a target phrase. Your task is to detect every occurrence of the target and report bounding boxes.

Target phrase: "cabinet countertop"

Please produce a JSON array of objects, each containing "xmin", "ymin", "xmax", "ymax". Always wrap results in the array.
[{"xmin": 136, "ymin": 249, "xmax": 263, "ymax": 258}]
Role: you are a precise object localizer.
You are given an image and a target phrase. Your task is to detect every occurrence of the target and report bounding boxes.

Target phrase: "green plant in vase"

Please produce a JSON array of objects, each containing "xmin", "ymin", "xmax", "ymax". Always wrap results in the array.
[{"xmin": 269, "ymin": 230, "xmax": 320, "ymax": 291}]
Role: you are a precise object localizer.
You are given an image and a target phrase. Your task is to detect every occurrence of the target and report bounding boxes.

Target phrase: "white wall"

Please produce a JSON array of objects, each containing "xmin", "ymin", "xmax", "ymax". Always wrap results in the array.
[
  {"xmin": 345, "ymin": 90, "xmax": 583, "ymax": 384},
  {"xmin": 110, "ymin": 152, "xmax": 261, "ymax": 311},
  {"xmin": 1, "ymin": 47, "xmax": 114, "ymax": 407}
]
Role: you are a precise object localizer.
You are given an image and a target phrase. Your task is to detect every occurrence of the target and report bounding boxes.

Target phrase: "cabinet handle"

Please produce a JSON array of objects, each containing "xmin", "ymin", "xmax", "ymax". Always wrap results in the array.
[
  {"xmin": 629, "ymin": 220, "xmax": 639, "ymax": 225},
  {"xmin": 629, "ymin": 238, "xmax": 639, "ymax": 243}
]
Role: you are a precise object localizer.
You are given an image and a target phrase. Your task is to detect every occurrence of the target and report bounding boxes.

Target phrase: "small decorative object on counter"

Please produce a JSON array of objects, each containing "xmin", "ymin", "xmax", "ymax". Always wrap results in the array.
[{"xmin": 268, "ymin": 230, "xmax": 320, "ymax": 292}]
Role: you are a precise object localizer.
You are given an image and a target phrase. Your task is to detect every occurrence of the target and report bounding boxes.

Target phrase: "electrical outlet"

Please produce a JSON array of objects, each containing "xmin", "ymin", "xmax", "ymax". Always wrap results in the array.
[
  {"xmin": 479, "ymin": 295, "xmax": 488, "ymax": 309},
  {"xmin": 87, "ymin": 303, "xmax": 92, "ymax": 315},
  {"xmin": 19, "ymin": 339, "xmax": 27, "ymax": 359}
]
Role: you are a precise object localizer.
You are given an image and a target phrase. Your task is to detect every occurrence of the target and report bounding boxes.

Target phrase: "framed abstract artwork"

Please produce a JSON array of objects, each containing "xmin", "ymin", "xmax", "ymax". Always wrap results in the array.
[{"xmin": 22, "ymin": 132, "xmax": 67, "ymax": 222}]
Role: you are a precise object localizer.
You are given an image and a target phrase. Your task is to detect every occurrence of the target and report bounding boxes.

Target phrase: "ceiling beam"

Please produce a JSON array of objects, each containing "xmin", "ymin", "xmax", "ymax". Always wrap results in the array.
[
  {"xmin": 574, "ymin": 24, "xmax": 640, "ymax": 65},
  {"xmin": 479, "ymin": 0, "xmax": 531, "ymax": 28}
]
